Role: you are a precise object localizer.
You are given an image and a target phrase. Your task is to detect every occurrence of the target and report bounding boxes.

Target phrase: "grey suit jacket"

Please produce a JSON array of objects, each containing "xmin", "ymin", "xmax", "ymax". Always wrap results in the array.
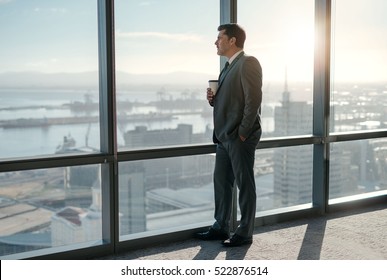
[{"xmin": 213, "ymin": 51, "xmax": 262, "ymax": 143}]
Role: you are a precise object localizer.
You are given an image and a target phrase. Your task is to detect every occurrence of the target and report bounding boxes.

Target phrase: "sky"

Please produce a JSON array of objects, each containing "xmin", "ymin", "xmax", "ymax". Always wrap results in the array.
[
  {"xmin": 0, "ymin": 0, "xmax": 387, "ymax": 83},
  {"xmin": 0, "ymin": 0, "xmax": 99, "ymax": 73}
]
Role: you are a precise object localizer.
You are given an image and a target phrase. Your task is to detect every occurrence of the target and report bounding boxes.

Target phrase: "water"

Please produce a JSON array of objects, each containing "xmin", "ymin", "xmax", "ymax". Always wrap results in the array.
[
  {"xmin": 0, "ymin": 88, "xmax": 274, "ymax": 159},
  {"xmin": 0, "ymin": 89, "xmax": 181, "ymax": 158},
  {"xmin": 0, "ymin": 89, "xmax": 86, "ymax": 157}
]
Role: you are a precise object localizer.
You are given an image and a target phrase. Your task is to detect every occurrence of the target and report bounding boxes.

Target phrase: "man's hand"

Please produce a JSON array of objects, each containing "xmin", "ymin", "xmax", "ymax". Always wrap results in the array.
[
  {"xmin": 207, "ymin": 88, "xmax": 215, "ymax": 106},
  {"xmin": 239, "ymin": 135, "xmax": 246, "ymax": 142}
]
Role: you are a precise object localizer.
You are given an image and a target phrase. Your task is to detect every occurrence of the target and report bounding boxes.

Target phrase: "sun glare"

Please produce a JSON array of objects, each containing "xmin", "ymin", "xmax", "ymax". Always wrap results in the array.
[{"xmin": 282, "ymin": 26, "xmax": 314, "ymax": 82}]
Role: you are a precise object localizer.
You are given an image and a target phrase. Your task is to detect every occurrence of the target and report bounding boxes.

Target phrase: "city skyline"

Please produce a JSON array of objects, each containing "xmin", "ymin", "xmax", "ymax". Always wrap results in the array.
[{"xmin": 0, "ymin": 80, "xmax": 385, "ymax": 255}]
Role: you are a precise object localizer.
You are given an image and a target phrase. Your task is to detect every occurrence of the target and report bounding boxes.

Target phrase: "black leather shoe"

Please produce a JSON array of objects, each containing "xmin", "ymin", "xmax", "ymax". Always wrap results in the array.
[
  {"xmin": 195, "ymin": 228, "xmax": 229, "ymax": 241},
  {"xmin": 222, "ymin": 234, "xmax": 253, "ymax": 247}
]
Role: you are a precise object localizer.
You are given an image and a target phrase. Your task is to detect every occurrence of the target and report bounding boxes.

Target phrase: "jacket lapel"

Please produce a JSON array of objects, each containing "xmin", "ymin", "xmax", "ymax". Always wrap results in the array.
[{"xmin": 218, "ymin": 51, "xmax": 244, "ymax": 90}]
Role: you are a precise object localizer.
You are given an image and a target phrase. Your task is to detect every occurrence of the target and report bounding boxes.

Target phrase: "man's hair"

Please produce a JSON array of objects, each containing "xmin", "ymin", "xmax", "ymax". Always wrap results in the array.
[{"xmin": 218, "ymin": 23, "xmax": 246, "ymax": 49}]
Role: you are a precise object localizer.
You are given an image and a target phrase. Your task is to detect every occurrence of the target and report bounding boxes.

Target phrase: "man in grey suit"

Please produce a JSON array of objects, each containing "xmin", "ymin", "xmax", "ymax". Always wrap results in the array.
[{"xmin": 196, "ymin": 23, "xmax": 262, "ymax": 247}]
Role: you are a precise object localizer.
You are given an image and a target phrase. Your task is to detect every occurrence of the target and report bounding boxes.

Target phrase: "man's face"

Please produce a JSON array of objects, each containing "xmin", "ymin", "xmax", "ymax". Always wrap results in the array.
[{"xmin": 215, "ymin": 29, "xmax": 233, "ymax": 57}]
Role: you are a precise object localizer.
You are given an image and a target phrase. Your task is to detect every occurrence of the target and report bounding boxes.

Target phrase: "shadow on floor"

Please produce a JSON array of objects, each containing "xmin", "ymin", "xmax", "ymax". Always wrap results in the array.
[
  {"xmin": 297, "ymin": 218, "xmax": 327, "ymax": 260},
  {"xmin": 193, "ymin": 241, "xmax": 252, "ymax": 260}
]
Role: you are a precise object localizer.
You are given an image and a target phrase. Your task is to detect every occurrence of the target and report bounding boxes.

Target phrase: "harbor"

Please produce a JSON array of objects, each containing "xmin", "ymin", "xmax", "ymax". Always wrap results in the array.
[{"xmin": 0, "ymin": 113, "xmax": 178, "ymax": 129}]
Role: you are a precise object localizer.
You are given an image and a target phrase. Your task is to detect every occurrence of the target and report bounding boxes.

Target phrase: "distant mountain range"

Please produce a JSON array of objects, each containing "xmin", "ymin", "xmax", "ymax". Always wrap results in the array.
[{"xmin": 0, "ymin": 71, "xmax": 213, "ymax": 89}]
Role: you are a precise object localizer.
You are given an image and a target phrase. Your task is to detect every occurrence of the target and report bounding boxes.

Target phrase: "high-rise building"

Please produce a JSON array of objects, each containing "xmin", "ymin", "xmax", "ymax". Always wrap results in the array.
[{"xmin": 273, "ymin": 75, "xmax": 313, "ymax": 206}]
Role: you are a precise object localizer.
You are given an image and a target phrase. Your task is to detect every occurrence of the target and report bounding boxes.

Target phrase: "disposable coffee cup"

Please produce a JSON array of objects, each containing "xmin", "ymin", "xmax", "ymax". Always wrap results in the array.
[{"xmin": 208, "ymin": 80, "xmax": 218, "ymax": 95}]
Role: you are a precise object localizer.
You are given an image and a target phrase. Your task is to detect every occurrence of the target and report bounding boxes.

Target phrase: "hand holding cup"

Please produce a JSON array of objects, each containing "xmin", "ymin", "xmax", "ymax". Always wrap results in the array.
[{"xmin": 207, "ymin": 80, "xmax": 218, "ymax": 105}]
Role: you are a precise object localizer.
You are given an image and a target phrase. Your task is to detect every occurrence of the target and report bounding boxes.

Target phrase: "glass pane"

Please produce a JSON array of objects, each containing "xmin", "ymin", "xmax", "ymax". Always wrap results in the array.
[
  {"xmin": 0, "ymin": 165, "xmax": 102, "ymax": 258},
  {"xmin": 331, "ymin": 0, "xmax": 387, "ymax": 132},
  {"xmin": 119, "ymin": 155, "xmax": 215, "ymax": 238},
  {"xmin": 118, "ymin": 146, "xmax": 313, "ymax": 239},
  {"xmin": 329, "ymin": 139, "xmax": 387, "ymax": 201},
  {"xmin": 0, "ymin": 1, "xmax": 99, "ymax": 159},
  {"xmin": 115, "ymin": 0, "xmax": 219, "ymax": 150},
  {"xmin": 238, "ymin": 0, "xmax": 314, "ymax": 137},
  {"xmin": 255, "ymin": 146, "xmax": 313, "ymax": 214}
]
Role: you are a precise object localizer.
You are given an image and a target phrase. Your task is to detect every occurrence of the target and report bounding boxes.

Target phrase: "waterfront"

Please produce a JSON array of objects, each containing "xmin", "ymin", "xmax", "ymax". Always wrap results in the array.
[
  {"xmin": 0, "ymin": 88, "xmax": 276, "ymax": 159},
  {"xmin": 1, "ymin": 82, "xmax": 386, "ymax": 159},
  {"xmin": 0, "ymin": 88, "xmax": 202, "ymax": 158}
]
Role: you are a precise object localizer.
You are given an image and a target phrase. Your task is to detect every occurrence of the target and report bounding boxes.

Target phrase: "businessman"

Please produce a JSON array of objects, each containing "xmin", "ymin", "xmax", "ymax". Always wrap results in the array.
[{"xmin": 196, "ymin": 23, "xmax": 262, "ymax": 247}]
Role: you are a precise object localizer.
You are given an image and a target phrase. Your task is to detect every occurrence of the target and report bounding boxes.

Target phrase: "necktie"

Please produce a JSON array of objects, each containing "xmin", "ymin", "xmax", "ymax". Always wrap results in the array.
[{"xmin": 218, "ymin": 62, "xmax": 229, "ymax": 82}]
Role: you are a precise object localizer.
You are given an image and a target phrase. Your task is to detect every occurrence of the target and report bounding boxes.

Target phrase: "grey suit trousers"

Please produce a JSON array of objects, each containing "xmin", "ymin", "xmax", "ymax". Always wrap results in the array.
[{"xmin": 212, "ymin": 130, "xmax": 261, "ymax": 238}]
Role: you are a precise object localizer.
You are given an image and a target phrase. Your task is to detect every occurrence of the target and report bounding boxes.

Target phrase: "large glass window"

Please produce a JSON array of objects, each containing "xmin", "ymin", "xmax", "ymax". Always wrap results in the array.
[
  {"xmin": 331, "ymin": 0, "xmax": 387, "ymax": 132},
  {"xmin": 329, "ymin": 138, "xmax": 387, "ymax": 202},
  {"xmin": 118, "ymin": 145, "xmax": 313, "ymax": 240},
  {"xmin": 0, "ymin": 164, "xmax": 103, "ymax": 257},
  {"xmin": 1, "ymin": 0, "xmax": 386, "ymax": 260},
  {"xmin": 0, "ymin": 0, "xmax": 99, "ymax": 159},
  {"xmin": 115, "ymin": 0, "xmax": 219, "ymax": 150},
  {"xmin": 119, "ymin": 155, "xmax": 215, "ymax": 239},
  {"xmin": 254, "ymin": 146, "xmax": 313, "ymax": 214},
  {"xmin": 238, "ymin": 0, "xmax": 315, "ymax": 137}
]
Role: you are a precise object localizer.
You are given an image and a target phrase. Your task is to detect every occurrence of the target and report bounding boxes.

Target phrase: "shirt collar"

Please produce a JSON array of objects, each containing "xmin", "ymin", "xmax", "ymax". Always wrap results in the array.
[{"xmin": 228, "ymin": 50, "xmax": 244, "ymax": 65}]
